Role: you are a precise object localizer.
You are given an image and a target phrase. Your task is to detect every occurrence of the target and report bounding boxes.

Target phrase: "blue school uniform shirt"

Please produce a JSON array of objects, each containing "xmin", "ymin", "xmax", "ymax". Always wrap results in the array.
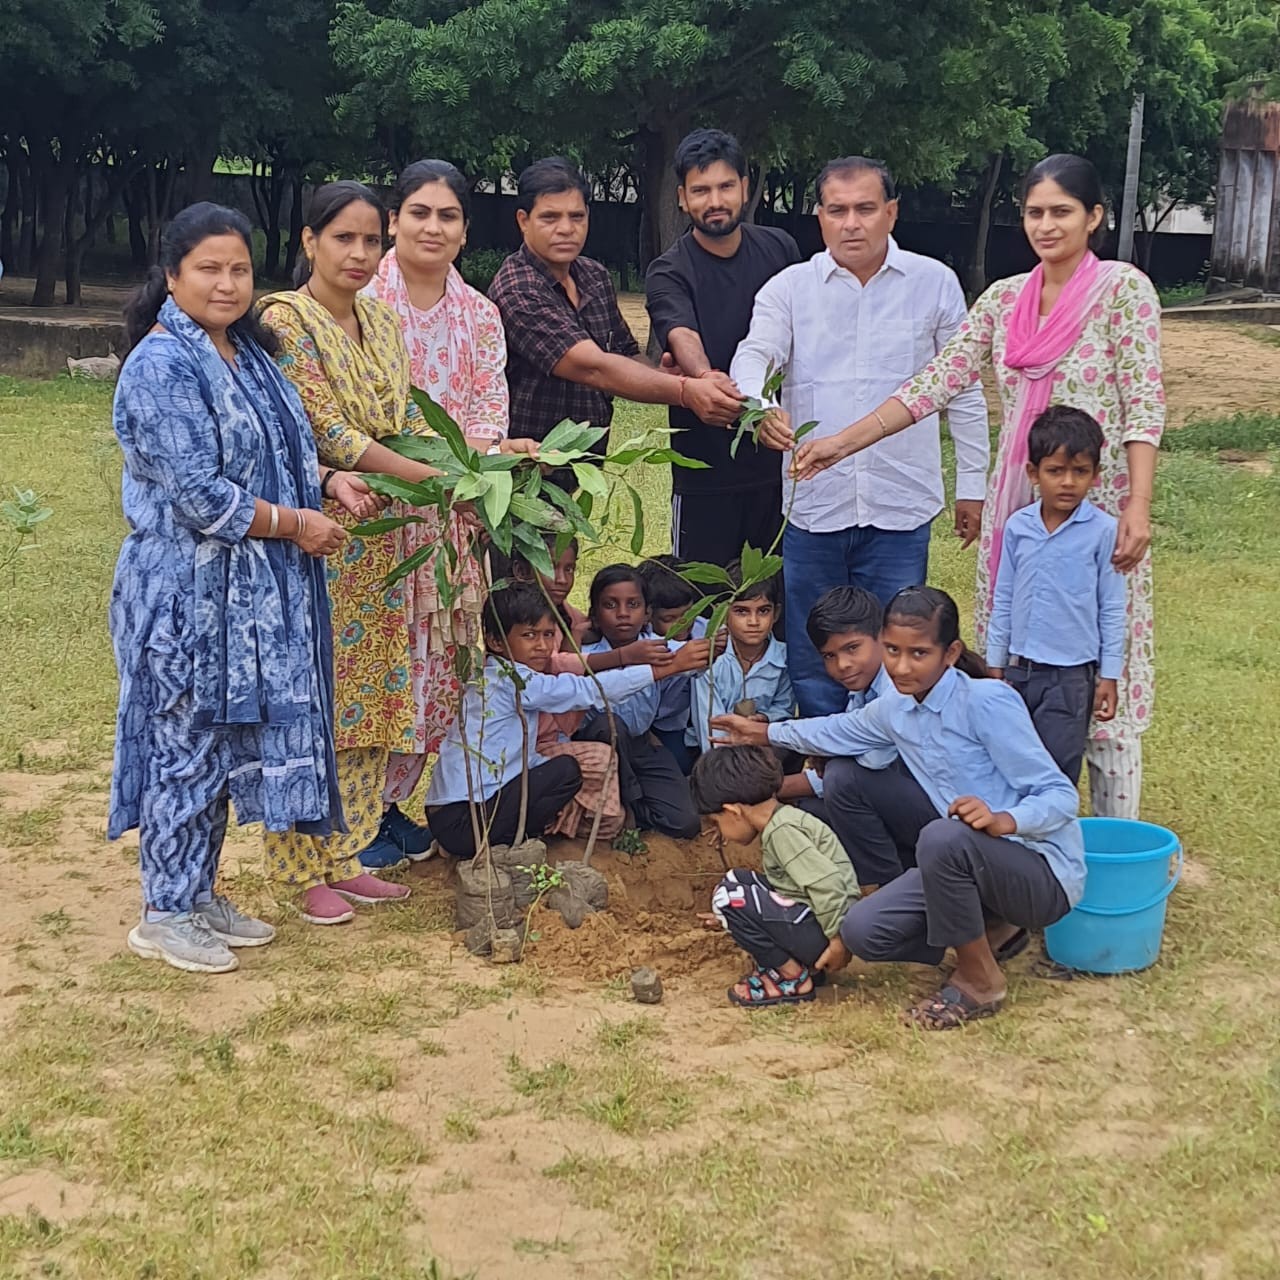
[
  {"xmin": 654, "ymin": 616, "xmax": 708, "ymax": 734},
  {"xmin": 688, "ymin": 635, "xmax": 794, "ymax": 752},
  {"xmin": 580, "ymin": 635, "xmax": 666, "ymax": 739},
  {"xmin": 986, "ymin": 499, "xmax": 1127, "ymax": 678},
  {"xmin": 804, "ymin": 665, "xmax": 898, "ymax": 795},
  {"xmin": 767, "ymin": 668, "xmax": 1086, "ymax": 904},
  {"xmin": 427, "ymin": 657, "xmax": 655, "ymax": 806}
]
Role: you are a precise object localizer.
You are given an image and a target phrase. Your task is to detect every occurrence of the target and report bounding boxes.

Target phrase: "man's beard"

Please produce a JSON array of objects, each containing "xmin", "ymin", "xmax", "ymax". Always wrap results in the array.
[{"xmin": 691, "ymin": 208, "xmax": 745, "ymax": 238}]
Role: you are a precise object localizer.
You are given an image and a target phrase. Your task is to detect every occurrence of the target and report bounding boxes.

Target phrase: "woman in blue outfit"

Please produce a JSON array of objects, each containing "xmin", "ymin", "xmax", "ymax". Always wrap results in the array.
[{"xmin": 109, "ymin": 202, "xmax": 378, "ymax": 974}]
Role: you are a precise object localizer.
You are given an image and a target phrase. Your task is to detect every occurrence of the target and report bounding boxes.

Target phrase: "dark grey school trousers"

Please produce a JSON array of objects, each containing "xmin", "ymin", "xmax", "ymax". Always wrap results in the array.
[
  {"xmin": 834, "ymin": 767, "xmax": 1070, "ymax": 967},
  {"xmin": 1004, "ymin": 658, "xmax": 1096, "ymax": 785}
]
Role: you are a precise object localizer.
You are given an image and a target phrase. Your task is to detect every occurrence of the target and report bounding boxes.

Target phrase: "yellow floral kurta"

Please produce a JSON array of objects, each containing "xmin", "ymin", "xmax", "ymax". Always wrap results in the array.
[{"xmin": 257, "ymin": 292, "xmax": 420, "ymax": 887}]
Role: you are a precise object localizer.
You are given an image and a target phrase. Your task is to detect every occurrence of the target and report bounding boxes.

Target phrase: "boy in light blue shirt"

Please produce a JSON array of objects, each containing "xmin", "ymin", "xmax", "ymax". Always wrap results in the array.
[
  {"xmin": 986, "ymin": 406, "xmax": 1127, "ymax": 784},
  {"xmin": 688, "ymin": 569, "xmax": 794, "ymax": 753},
  {"xmin": 427, "ymin": 583, "xmax": 707, "ymax": 858}
]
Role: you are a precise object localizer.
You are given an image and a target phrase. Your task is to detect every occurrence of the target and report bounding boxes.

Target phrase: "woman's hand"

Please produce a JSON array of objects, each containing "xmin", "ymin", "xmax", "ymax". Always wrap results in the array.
[
  {"xmin": 1113, "ymin": 498, "xmax": 1151, "ymax": 572},
  {"xmin": 814, "ymin": 936, "xmax": 851, "ymax": 973},
  {"xmin": 791, "ymin": 431, "xmax": 852, "ymax": 481},
  {"xmin": 327, "ymin": 471, "xmax": 387, "ymax": 521},
  {"xmin": 295, "ymin": 510, "xmax": 346, "ymax": 557}
]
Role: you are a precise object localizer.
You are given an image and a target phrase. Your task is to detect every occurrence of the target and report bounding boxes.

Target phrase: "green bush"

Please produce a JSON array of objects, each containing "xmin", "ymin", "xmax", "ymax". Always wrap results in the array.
[{"xmin": 458, "ymin": 248, "xmax": 509, "ymax": 292}]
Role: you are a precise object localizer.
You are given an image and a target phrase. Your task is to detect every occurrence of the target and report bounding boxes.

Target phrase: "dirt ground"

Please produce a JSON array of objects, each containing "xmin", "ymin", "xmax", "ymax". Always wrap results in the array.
[{"xmin": 2, "ymin": 316, "xmax": 1279, "ymax": 1277}]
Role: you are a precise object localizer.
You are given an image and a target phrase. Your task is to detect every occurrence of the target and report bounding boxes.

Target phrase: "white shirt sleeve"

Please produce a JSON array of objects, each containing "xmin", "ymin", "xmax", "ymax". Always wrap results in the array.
[{"xmin": 729, "ymin": 272, "xmax": 794, "ymax": 403}]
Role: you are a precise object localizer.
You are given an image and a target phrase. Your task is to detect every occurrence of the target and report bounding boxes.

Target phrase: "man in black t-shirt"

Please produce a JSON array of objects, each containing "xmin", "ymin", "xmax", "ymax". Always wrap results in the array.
[{"xmin": 646, "ymin": 129, "xmax": 802, "ymax": 565}]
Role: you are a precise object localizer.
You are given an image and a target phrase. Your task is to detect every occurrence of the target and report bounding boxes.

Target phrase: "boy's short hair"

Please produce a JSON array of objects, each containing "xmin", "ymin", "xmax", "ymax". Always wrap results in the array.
[
  {"xmin": 806, "ymin": 586, "xmax": 883, "ymax": 649},
  {"xmin": 690, "ymin": 745, "xmax": 784, "ymax": 814},
  {"xmin": 636, "ymin": 555, "xmax": 700, "ymax": 612},
  {"xmin": 483, "ymin": 583, "xmax": 556, "ymax": 643},
  {"xmin": 490, "ymin": 534, "xmax": 578, "ymax": 586},
  {"xmin": 727, "ymin": 558, "xmax": 780, "ymax": 607},
  {"xmin": 1028, "ymin": 406, "xmax": 1104, "ymax": 467}
]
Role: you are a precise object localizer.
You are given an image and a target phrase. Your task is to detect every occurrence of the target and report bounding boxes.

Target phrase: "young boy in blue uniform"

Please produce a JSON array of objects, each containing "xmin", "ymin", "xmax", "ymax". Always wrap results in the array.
[
  {"xmin": 427, "ymin": 583, "xmax": 707, "ymax": 858},
  {"xmin": 986, "ymin": 406, "xmax": 1126, "ymax": 784}
]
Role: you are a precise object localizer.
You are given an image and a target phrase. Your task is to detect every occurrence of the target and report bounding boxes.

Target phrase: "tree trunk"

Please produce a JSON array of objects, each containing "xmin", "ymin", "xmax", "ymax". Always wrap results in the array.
[
  {"xmin": 32, "ymin": 149, "xmax": 74, "ymax": 307},
  {"xmin": 251, "ymin": 160, "xmax": 284, "ymax": 278},
  {"xmin": 18, "ymin": 148, "xmax": 37, "ymax": 274},
  {"xmin": 1, "ymin": 150, "xmax": 17, "ymax": 269},
  {"xmin": 146, "ymin": 165, "xmax": 160, "ymax": 266},
  {"xmin": 64, "ymin": 174, "xmax": 81, "ymax": 303},
  {"xmin": 124, "ymin": 172, "xmax": 147, "ymax": 267},
  {"xmin": 965, "ymin": 151, "xmax": 1003, "ymax": 298},
  {"xmin": 67, "ymin": 153, "xmax": 148, "ymax": 306},
  {"xmin": 283, "ymin": 174, "xmax": 305, "ymax": 279},
  {"xmin": 639, "ymin": 117, "xmax": 685, "ymax": 268},
  {"xmin": 183, "ymin": 134, "xmax": 219, "ymax": 205}
]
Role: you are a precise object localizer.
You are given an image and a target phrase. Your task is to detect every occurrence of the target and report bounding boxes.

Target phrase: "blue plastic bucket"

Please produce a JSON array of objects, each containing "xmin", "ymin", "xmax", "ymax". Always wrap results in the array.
[{"xmin": 1044, "ymin": 817, "xmax": 1182, "ymax": 974}]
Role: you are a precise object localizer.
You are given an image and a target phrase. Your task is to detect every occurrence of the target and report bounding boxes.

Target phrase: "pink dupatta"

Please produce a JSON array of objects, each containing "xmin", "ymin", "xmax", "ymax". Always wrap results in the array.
[
  {"xmin": 990, "ymin": 251, "xmax": 1123, "ymax": 581},
  {"xmin": 364, "ymin": 248, "xmax": 507, "ymax": 437}
]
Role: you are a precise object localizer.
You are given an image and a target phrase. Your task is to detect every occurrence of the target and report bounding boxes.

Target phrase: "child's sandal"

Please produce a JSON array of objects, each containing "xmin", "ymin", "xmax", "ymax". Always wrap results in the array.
[{"xmin": 727, "ymin": 966, "xmax": 817, "ymax": 1009}]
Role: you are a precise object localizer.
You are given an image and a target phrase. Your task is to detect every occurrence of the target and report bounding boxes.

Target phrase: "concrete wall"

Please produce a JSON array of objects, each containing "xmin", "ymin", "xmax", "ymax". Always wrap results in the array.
[{"xmin": 0, "ymin": 316, "xmax": 126, "ymax": 378}]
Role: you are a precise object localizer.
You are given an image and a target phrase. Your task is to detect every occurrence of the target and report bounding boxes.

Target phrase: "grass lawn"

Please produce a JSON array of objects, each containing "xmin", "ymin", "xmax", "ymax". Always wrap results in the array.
[{"xmin": 0, "ymin": 372, "xmax": 1278, "ymax": 1279}]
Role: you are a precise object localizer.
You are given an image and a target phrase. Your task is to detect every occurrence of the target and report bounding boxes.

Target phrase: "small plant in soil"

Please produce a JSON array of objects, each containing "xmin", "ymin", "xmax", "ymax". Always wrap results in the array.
[{"xmin": 611, "ymin": 829, "xmax": 649, "ymax": 857}]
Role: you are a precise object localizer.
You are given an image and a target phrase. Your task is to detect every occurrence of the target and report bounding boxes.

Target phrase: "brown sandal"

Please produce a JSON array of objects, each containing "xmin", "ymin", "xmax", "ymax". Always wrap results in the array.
[{"xmin": 906, "ymin": 984, "xmax": 1004, "ymax": 1030}]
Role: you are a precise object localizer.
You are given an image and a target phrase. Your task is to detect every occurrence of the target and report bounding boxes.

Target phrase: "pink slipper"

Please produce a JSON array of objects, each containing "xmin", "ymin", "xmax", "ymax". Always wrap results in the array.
[
  {"xmin": 299, "ymin": 884, "xmax": 356, "ymax": 925},
  {"xmin": 330, "ymin": 873, "xmax": 411, "ymax": 905}
]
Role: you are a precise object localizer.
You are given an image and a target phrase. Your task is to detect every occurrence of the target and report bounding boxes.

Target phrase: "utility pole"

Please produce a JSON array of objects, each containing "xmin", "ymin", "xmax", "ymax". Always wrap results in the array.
[{"xmin": 1117, "ymin": 93, "xmax": 1145, "ymax": 262}]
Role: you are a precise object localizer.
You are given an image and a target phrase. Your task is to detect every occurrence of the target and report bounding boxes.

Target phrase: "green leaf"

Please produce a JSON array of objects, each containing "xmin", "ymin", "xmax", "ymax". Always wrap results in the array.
[
  {"xmin": 511, "ymin": 522, "xmax": 555, "ymax": 577},
  {"xmin": 409, "ymin": 387, "xmax": 471, "ymax": 462},
  {"xmin": 739, "ymin": 543, "xmax": 764, "ymax": 583},
  {"xmin": 364, "ymin": 473, "xmax": 442, "ymax": 505},
  {"xmin": 628, "ymin": 484, "xmax": 644, "ymax": 555},
  {"xmin": 794, "ymin": 419, "xmax": 820, "ymax": 442},
  {"xmin": 349, "ymin": 515, "xmax": 427, "ymax": 536},
  {"xmin": 381, "ymin": 434, "xmax": 459, "ymax": 468},
  {"xmin": 660, "ymin": 595, "xmax": 717, "ymax": 641},
  {"xmin": 433, "ymin": 544, "xmax": 452, "ymax": 603},
  {"xmin": 649, "ymin": 448, "xmax": 710, "ymax": 469},
  {"xmin": 481, "ymin": 468, "xmax": 513, "ymax": 529},
  {"xmin": 508, "ymin": 492, "xmax": 562, "ymax": 528},
  {"xmin": 540, "ymin": 419, "xmax": 604, "ymax": 454},
  {"xmin": 488, "ymin": 518, "xmax": 514, "ymax": 556},
  {"xmin": 571, "ymin": 462, "xmax": 610, "ymax": 503},
  {"xmin": 676, "ymin": 561, "xmax": 734, "ymax": 587},
  {"xmin": 706, "ymin": 601, "xmax": 731, "ymax": 644},
  {"xmin": 452, "ymin": 473, "xmax": 487, "ymax": 504},
  {"xmin": 385, "ymin": 543, "xmax": 433, "ymax": 587}
]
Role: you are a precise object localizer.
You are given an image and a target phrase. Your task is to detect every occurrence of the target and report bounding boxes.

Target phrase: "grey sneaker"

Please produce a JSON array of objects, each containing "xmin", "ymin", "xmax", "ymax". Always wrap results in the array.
[
  {"xmin": 127, "ymin": 914, "xmax": 239, "ymax": 974},
  {"xmin": 196, "ymin": 895, "xmax": 276, "ymax": 948}
]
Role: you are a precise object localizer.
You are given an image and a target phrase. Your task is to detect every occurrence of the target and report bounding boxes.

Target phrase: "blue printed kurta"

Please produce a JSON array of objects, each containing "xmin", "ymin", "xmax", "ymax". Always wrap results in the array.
[{"xmin": 108, "ymin": 301, "xmax": 343, "ymax": 860}]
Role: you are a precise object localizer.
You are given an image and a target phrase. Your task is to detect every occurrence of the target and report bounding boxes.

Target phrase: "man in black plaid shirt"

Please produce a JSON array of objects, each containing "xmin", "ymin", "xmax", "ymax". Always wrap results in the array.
[{"xmin": 489, "ymin": 158, "xmax": 743, "ymax": 459}]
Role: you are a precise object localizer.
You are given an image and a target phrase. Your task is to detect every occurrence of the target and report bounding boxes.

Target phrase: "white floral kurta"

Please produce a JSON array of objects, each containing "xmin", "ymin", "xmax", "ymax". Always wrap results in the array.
[{"xmin": 897, "ymin": 264, "xmax": 1165, "ymax": 741}]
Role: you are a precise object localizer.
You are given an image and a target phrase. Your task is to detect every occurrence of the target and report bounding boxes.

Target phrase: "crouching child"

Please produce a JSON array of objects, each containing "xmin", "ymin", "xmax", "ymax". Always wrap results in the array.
[{"xmin": 691, "ymin": 745, "xmax": 859, "ymax": 1008}]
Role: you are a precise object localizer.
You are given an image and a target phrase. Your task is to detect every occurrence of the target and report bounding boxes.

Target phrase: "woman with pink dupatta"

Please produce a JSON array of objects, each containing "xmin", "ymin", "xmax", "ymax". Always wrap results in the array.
[
  {"xmin": 364, "ymin": 160, "xmax": 537, "ymax": 826},
  {"xmin": 786, "ymin": 154, "xmax": 1164, "ymax": 817}
]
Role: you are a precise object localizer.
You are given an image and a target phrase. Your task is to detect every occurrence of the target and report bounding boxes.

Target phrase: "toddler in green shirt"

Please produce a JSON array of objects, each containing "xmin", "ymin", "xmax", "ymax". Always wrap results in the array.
[{"xmin": 692, "ymin": 745, "xmax": 859, "ymax": 1007}]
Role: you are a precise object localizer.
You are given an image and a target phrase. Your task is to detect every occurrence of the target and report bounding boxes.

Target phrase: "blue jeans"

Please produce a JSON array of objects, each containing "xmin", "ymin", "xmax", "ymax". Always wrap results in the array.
[{"xmin": 784, "ymin": 520, "xmax": 932, "ymax": 716}]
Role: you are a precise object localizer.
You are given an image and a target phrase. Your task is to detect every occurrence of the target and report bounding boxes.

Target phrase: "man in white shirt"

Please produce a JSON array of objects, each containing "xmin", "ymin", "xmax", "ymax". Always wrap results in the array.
[{"xmin": 731, "ymin": 156, "xmax": 989, "ymax": 715}]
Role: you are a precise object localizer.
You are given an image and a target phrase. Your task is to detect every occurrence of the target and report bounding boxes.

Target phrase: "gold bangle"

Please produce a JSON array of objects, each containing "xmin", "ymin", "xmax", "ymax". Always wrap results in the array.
[
  {"xmin": 267, "ymin": 503, "xmax": 279, "ymax": 538},
  {"xmin": 295, "ymin": 509, "xmax": 307, "ymax": 542},
  {"xmin": 872, "ymin": 409, "xmax": 890, "ymax": 440}
]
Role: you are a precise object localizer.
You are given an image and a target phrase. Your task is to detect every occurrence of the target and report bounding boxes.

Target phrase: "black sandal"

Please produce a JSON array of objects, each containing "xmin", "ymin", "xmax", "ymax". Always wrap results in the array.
[
  {"xmin": 905, "ymin": 984, "xmax": 1004, "ymax": 1030},
  {"xmin": 727, "ymin": 966, "xmax": 817, "ymax": 1009}
]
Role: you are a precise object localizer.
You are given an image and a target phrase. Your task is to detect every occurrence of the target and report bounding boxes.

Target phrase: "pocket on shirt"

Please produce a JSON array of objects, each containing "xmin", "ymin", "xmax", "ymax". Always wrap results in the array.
[{"xmin": 876, "ymin": 321, "xmax": 920, "ymax": 379}]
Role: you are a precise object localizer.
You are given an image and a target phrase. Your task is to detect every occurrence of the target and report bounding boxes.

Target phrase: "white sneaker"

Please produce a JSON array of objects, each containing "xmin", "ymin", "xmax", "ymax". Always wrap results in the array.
[{"xmin": 127, "ymin": 914, "xmax": 238, "ymax": 974}]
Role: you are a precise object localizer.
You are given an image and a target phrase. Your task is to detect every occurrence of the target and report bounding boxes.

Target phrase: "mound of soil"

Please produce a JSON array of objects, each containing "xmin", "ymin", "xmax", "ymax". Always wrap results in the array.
[{"xmin": 522, "ymin": 830, "xmax": 762, "ymax": 985}]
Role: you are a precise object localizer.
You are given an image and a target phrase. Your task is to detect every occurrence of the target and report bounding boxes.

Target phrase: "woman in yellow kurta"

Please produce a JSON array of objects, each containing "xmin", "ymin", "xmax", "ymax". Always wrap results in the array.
[{"xmin": 258, "ymin": 182, "xmax": 440, "ymax": 923}]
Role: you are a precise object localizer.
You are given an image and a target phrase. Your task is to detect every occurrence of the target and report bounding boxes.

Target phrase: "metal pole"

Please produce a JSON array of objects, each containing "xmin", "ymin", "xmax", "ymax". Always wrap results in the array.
[{"xmin": 1117, "ymin": 92, "xmax": 1145, "ymax": 262}]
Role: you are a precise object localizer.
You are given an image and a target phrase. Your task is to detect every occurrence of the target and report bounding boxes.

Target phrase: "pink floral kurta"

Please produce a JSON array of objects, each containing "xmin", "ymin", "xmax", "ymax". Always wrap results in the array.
[
  {"xmin": 898, "ymin": 264, "xmax": 1165, "ymax": 742},
  {"xmin": 365, "ymin": 259, "xmax": 510, "ymax": 797}
]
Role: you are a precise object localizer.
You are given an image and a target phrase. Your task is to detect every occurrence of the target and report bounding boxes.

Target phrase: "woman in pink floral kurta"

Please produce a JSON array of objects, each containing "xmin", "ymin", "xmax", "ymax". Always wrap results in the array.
[
  {"xmin": 366, "ymin": 160, "xmax": 535, "ymax": 801},
  {"xmin": 786, "ymin": 157, "xmax": 1164, "ymax": 817}
]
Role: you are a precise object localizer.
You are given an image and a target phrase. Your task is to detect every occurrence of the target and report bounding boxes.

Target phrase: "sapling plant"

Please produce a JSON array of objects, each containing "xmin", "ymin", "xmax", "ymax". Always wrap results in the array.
[{"xmin": 1, "ymin": 486, "xmax": 53, "ymax": 581}]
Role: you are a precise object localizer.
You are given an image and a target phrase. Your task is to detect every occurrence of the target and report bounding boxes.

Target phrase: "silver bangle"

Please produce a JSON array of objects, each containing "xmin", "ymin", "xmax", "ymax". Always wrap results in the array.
[
  {"xmin": 295, "ymin": 509, "xmax": 307, "ymax": 542},
  {"xmin": 268, "ymin": 503, "xmax": 279, "ymax": 537}
]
